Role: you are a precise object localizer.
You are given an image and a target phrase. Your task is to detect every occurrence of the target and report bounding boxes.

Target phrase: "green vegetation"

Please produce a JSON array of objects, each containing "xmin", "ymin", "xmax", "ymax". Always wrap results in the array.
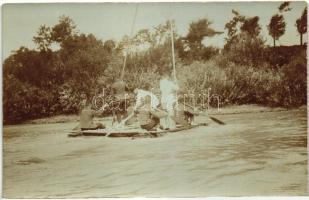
[
  {"xmin": 268, "ymin": 14, "xmax": 286, "ymax": 47},
  {"xmin": 296, "ymin": 7, "xmax": 307, "ymax": 46},
  {"xmin": 3, "ymin": 5, "xmax": 307, "ymax": 124}
]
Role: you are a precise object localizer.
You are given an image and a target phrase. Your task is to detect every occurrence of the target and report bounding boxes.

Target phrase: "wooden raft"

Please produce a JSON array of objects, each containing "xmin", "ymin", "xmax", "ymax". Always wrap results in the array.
[{"xmin": 68, "ymin": 124, "xmax": 206, "ymax": 138}]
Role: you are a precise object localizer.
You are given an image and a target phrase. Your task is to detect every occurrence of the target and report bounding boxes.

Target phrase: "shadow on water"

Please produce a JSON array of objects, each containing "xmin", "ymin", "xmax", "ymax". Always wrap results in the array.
[{"xmin": 16, "ymin": 157, "xmax": 46, "ymax": 165}]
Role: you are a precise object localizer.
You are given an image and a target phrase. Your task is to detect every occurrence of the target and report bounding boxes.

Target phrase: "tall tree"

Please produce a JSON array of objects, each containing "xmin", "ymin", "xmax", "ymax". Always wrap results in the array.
[
  {"xmin": 268, "ymin": 14, "xmax": 286, "ymax": 46},
  {"xmin": 185, "ymin": 18, "xmax": 222, "ymax": 60},
  {"xmin": 50, "ymin": 15, "xmax": 76, "ymax": 44},
  {"xmin": 33, "ymin": 25, "xmax": 52, "ymax": 51},
  {"xmin": 296, "ymin": 7, "xmax": 307, "ymax": 46},
  {"xmin": 225, "ymin": 10, "xmax": 245, "ymax": 39},
  {"xmin": 224, "ymin": 10, "xmax": 261, "ymax": 49},
  {"xmin": 241, "ymin": 16, "xmax": 261, "ymax": 36},
  {"xmin": 224, "ymin": 10, "xmax": 265, "ymax": 66},
  {"xmin": 186, "ymin": 18, "xmax": 217, "ymax": 50},
  {"xmin": 104, "ymin": 39, "xmax": 116, "ymax": 53},
  {"xmin": 33, "ymin": 15, "xmax": 76, "ymax": 51}
]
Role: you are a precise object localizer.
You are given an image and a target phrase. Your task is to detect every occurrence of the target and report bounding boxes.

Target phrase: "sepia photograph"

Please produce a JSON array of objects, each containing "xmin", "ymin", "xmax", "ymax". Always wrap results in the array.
[{"xmin": 2, "ymin": 1, "xmax": 308, "ymax": 198}]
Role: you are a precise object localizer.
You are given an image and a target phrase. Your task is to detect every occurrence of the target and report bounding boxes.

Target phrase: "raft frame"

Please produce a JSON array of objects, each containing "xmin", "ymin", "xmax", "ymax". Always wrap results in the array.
[{"xmin": 68, "ymin": 123, "xmax": 207, "ymax": 138}]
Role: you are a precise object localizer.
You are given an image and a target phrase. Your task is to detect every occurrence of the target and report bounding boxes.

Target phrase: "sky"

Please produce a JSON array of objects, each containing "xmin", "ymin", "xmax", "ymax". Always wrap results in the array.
[{"xmin": 2, "ymin": 2, "xmax": 308, "ymax": 59}]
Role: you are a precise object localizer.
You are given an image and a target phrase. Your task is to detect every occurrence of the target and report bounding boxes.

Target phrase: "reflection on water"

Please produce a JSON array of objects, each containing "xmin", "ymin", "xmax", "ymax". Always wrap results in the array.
[{"xmin": 3, "ymin": 109, "xmax": 307, "ymax": 197}]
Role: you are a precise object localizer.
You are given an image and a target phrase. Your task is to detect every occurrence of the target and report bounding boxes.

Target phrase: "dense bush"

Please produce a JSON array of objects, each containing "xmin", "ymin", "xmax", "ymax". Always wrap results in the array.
[
  {"xmin": 263, "ymin": 45, "xmax": 307, "ymax": 68},
  {"xmin": 279, "ymin": 52, "xmax": 307, "ymax": 107},
  {"xmin": 3, "ymin": 75, "xmax": 61, "ymax": 123},
  {"xmin": 4, "ymin": 50, "xmax": 306, "ymax": 124},
  {"xmin": 222, "ymin": 32, "xmax": 266, "ymax": 67},
  {"xmin": 176, "ymin": 60, "xmax": 292, "ymax": 107}
]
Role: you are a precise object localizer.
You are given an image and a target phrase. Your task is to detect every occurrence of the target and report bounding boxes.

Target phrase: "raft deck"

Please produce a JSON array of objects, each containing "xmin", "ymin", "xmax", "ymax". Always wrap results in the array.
[{"xmin": 68, "ymin": 123, "xmax": 207, "ymax": 138}]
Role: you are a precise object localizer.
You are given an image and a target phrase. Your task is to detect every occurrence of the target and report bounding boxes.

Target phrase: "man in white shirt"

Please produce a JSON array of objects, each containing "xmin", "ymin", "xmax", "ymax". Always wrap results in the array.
[
  {"xmin": 160, "ymin": 75, "xmax": 179, "ymax": 112},
  {"xmin": 133, "ymin": 88, "xmax": 159, "ymax": 110},
  {"xmin": 159, "ymin": 72, "xmax": 179, "ymax": 129}
]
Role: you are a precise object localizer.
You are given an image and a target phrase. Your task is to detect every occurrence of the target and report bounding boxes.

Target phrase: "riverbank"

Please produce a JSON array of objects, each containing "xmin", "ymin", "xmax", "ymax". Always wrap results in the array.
[{"xmin": 24, "ymin": 104, "xmax": 306, "ymax": 125}]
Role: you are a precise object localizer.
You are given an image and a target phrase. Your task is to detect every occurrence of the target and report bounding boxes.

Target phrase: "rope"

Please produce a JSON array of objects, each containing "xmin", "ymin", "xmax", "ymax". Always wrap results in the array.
[{"xmin": 121, "ymin": 4, "xmax": 139, "ymax": 80}]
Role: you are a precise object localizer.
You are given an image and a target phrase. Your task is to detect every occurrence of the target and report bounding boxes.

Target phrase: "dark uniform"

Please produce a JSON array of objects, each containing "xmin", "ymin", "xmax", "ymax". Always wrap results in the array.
[
  {"xmin": 174, "ymin": 103, "xmax": 197, "ymax": 127},
  {"xmin": 111, "ymin": 80, "xmax": 130, "ymax": 123},
  {"xmin": 80, "ymin": 108, "xmax": 105, "ymax": 130},
  {"xmin": 137, "ymin": 103, "xmax": 159, "ymax": 131}
]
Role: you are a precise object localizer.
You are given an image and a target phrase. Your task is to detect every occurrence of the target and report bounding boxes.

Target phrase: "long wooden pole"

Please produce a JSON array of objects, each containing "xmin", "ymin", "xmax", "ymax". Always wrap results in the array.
[
  {"xmin": 170, "ymin": 20, "xmax": 177, "ymax": 82},
  {"xmin": 169, "ymin": 18, "xmax": 179, "ymax": 114},
  {"xmin": 121, "ymin": 4, "xmax": 139, "ymax": 80}
]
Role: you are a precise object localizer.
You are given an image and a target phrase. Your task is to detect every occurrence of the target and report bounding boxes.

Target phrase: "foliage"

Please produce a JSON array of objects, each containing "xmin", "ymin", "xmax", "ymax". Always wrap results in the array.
[
  {"xmin": 279, "ymin": 2, "xmax": 292, "ymax": 12},
  {"xmin": 279, "ymin": 51, "xmax": 307, "ymax": 107},
  {"xmin": 3, "ymin": 75, "xmax": 61, "ymax": 123},
  {"xmin": 3, "ymin": 13, "xmax": 307, "ymax": 124},
  {"xmin": 181, "ymin": 18, "xmax": 222, "ymax": 61},
  {"xmin": 268, "ymin": 14, "xmax": 286, "ymax": 46},
  {"xmin": 224, "ymin": 10, "xmax": 262, "ymax": 43},
  {"xmin": 177, "ymin": 58, "xmax": 306, "ymax": 107},
  {"xmin": 223, "ymin": 32, "xmax": 265, "ymax": 67},
  {"xmin": 241, "ymin": 16, "xmax": 261, "ymax": 36},
  {"xmin": 51, "ymin": 16, "xmax": 76, "ymax": 43},
  {"xmin": 33, "ymin": 26, "xmax": 52, "ymax": 51},
  {"xmin": 224, "ymin": 10, "xmax": 265, "ymax": 67},
  {"xmin": 59, "ymin": 33, "xmax": 113, "ymax": 100},
  {"xmin": 33, "ymin": 15, "xmax": 76, "ymax": 51},
  {"xmin": 186, "ymin": 19, "xmax": 216, "ymax": 47},
  {"xmin": 224, "ymin": 10, "xmax": 262, "ymax": 47},
  {"xmin": 296, "ymin": 7, "xmax": 307, "ymax": 45},
  {"xmin": 3, "ymin": 16, "xmax": 115, "ymax": 123},
  {"xmin": 263, "ymin": 45, "xmax": 306, "ymax": 69},
  {"xmin": 225, "ymin": 10, "xmax": 246, "ymax": 40}
]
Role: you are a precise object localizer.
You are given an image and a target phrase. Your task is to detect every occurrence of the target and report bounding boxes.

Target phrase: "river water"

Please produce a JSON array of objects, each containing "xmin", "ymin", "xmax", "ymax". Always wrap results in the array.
[{"xmin": 3, "ymin": 109, "xmax": 307, "ymax": 197}]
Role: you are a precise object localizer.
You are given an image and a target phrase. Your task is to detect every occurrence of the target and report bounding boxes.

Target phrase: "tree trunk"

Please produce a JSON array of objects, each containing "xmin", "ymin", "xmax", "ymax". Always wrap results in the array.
[
  {"xmin": 273, "ymin": 38, "xmax": 276, "ymax": 47},
  {"xmin": 300, "ymin": 33, "xmax": 303, "ymax": 46}
]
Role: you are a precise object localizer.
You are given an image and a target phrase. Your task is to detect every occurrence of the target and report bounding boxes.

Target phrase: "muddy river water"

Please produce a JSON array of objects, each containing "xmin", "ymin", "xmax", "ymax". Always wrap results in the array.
[{"xmin": 3, "ymin": 109, "xmax": 307, "ymax": 197}]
